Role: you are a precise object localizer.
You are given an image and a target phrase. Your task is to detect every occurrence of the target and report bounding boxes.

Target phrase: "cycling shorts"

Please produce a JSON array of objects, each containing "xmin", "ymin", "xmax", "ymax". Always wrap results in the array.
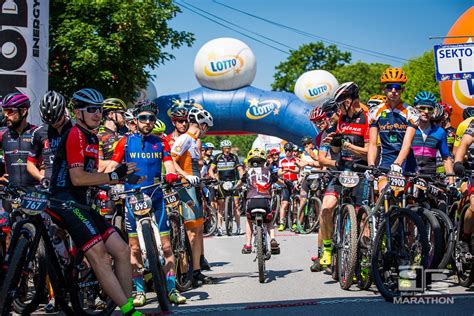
[
  {"xmin": 124, "ymin": 195, "xmax": 170, "ymax": 237},
  {"xmin": 324, "ymin": 175, "xmax": 368, "ymax": 205},
  {"xmin": 300, "ymin": 174, "xmax": 320, "ymax": 198},
  {"xmin": 178, "ymin": 186, "xmax": 203, "ymax": 229},
  {"xmin": 47, "ymin": 197, "xmax": 116, "ymax": 253},
  {"xmin": 245, "ymin": 198, "xmax": 273, "ymax": 223},
  {"xmin": 324, "ymin": 176, "xmax": 342, "ymax": 199}
]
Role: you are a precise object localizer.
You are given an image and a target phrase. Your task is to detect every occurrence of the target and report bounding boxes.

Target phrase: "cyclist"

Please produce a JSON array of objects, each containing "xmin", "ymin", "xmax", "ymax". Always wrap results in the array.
[
  {"xmin": 277, "ymin": 142, "xmax": 300, "ymax": 231},
  {"xmin": 163, "ymin": 105, "xmax": 190, "ymax": 147},
  {"xmin": 98, "ymin": 98, "xmax": 127, "ymax": 161},
  {"xmin": 439, "ymin": 101, "xmax": 456, "ymax": 152},
  {"xmin": 453, "ymin": 107, "xmax": 474, "ymax": 156},
  {"xmin": 27, "ymin": 91, "xmax": 73, "ymax": 185},
  {"xmin": 152, "ymin": 119, "xmax": 166, "ymax": 137},
  {"xmin": 411, "ymin": 92, "xmax": 454, "ymax": 179},
  {"xmin": 48, "ymin": 88, "xmax": 141, "ymax": 316},
  {"xmin": 209, "ymin": 139, "xmax": 245, "ymax": 235},
  {"xmin": 171, "ymin": 107, "xmax": 214, "ymax": 286},
  {"xmin": 240, "ymin": 148, "xmax": 280, "ymax": 255},
  {"xmin": 107, "ymin": 99, "xmax": 185, "ymax": 306},
  {"xmin": 200, "ymin": 142, "xmax": 215, "ymax": 179},
  {"xmin": 124, "ymin": 109, "xmax": 137, "ymax": 134},
  {"xmin": 367, "ymin": 95, "xmax": 387, "ymax": 109},
  {"xmin": 368, "ymin": 67, "xmax": 419, "ymax": 190}
]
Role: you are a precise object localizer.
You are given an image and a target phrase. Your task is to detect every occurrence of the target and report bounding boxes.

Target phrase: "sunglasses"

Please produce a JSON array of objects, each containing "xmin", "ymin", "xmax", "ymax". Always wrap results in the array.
[
  {"xmin": 174, "ymin": 119, "xmax": 188, "ymax": 124},
  {"xmin": 137, "ymin": 114, "xmax": 157, "ymax": 123},
  {"xmin": 3, "ymin": 108, "xmax": 19, "ymax": 115},
  {"xmin": 385, "ymin": 83, "xmax": 403, "ymax": 91},
  {"xmin": 80, "ymin": 106, "xmax": 103, "ymax": 114},
  {"xmin": 416, "ymin": 105, "xmax": 434, "ymax": 112}
]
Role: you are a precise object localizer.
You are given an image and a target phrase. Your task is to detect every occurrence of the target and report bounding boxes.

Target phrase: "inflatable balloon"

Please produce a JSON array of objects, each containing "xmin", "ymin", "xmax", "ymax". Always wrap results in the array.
[
  {"xmin": 135, "ymin": 79, "xmax": 158, "ymax": 102},
  {"xmin": 439, "ymin": 7, "xmax": 474, "ymax": 126},
  {"xmin": 294, "ymin": 70, "xmax": 339, "ymax": 106},
  {"xmin": 194, "ymin": 38, "xmax": 257, "ymax": 91},
  {"xmin": 155, "ymin": 86, "xmax": 318, "ymax": 144}
]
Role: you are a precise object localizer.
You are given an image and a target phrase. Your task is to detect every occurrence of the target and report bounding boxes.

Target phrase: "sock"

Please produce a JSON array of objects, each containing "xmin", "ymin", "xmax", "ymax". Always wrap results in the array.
[
  {"xmin": 323, "ymin": 239, "xmax": 332, "ymax": 250},
  {"xmin": 166, "ymin": 272, "xmax": 176, "ymax": 294},
  {"xmin": 120, "ymin": 298, "xmax": 134, "ymax": 314},
  {"xmin": 317, "ymin": 247, "xmax": 322, "ymax": 257},
  {"xmin": 133, "ymin": 275, "xmax": 145, "ymax": 293},
  {"xmin": 193, "ymin": 269, "xmax": 201, "ymax": 277}
]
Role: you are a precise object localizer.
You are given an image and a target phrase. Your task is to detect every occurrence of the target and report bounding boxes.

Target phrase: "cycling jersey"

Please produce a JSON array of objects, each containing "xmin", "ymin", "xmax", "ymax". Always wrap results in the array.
[
  {"xmin": 163, "ymin": 132, "xmax": 179, "ymax": 149},
  {"xmin": 98, "ymin": 126, "xmax": 121, "ymax": 160},
  {"xmin": 300, "ymin": 149, "xmax": 318, "ymax": 175},
  {"xmin": 279, "ymin": 156, "xmax": 298, "ymax": 181},
  {"xmin": 0, "ymin": 124, "xmax": 39, "ymax": 188},
  {"xmin": 462, "ymin": 120, "xmax": 474, "ymax": 168},
  {"xmin": 50, "ymin": 124, "xmax": 100, "ymax": 205},
  {"xmin": 211, "ymin": 152, "xmax": 241, "ymax": 181},
  {"xmin": 412, "ymin": 125, "xmax": 450, "ymax": 174},
  {"xmin": 336, "ymin": 109, "xmax": 369, "ymax": 166},
  {"xmin": 244, "ymin": 166, "xmax": 273, "ymax": 199},
  {"xmin": 368, "ymin": 102, "xmax": 419, "ymax": 172},
  {"xmin": 454, "ymin": 117, "xmax": 474, "ymax": 148},
  {"xmin": 171, "ymin": 132, "xmax": 200, "ymax": 177},
  {"xmin": 28, "ymin": 121, "xmax": 73, "ymax": 179},
  {"xmin": 200, "ymin": 155, "xmax": 214, "ymax": 178}
]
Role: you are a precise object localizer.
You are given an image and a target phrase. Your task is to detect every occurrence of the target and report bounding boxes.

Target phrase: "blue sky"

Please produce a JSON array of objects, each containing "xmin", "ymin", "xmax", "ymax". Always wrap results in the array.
[{"xmin": 150, "ymin": 0, "xmax": 473, "ymax": 96}]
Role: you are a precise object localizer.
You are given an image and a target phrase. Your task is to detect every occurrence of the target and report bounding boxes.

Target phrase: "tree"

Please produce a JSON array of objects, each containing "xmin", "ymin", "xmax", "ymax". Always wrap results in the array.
[
  {"xmin": 332, "ymin": 62, "xmax": 390, "ymax": 104},
  {"xmin": 402, "ymin": 50, "xmax": 439, "ymax": 104},
  {"xmin": 271, "ymin": 42, "xmax": 351, "ymax": 92},
  {"xmin": 202, "ymin": 134, "xmax": 257, "ymax": 158},
  {"xmin": 49, "ymin": 0, "xmax": 194, "ymax": 101}
]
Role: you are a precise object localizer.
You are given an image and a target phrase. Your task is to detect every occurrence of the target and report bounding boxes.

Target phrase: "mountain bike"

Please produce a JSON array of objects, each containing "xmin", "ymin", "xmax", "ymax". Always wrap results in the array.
[
  {"xmin": 248, "ymin": 199, "xmax": 272, "ymax": 283},
  {"xmin": 221, "ymin": 180, "xmax": 238, "ymax": 236},
  {"xmin": 297, "ymin": 173, "xmax": 323, "ymax": 234},
  {"xmin": 202, "ymin": 179, "xmax": 218, "ymax": 237}
]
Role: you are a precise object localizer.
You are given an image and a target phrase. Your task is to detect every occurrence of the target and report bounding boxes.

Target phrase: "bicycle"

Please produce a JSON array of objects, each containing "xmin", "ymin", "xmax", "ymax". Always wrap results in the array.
[
  {"xmin": 221, "ymin": 180, "xmax": 238, "ymax": 236},
  {"xmin": 296, "ymin": 172, "xmax": 323, "ymax": 234},
  {"xmin": 248, "ymin": 200, "xmax": 272, "ymax": 283},
  {"xmin": 201, "ymin": 179, "xmax": 218, "ymax": 237}
]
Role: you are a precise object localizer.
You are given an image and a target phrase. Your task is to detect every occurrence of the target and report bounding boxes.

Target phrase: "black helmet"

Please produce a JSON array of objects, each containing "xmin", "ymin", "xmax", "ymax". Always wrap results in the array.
[
  {"xmin": 334, "ymin": 82, "xmax": 360, "ymax": 103},
  {"xmin": 284, "ymin": 142, "xmax": 293, "ymax": 152},
  {"xmin": 133, "ymin": 99, "xmax": 158, "ymax": 116},
  {"xmin": 301, "ymin": 136, "xmax": 313, "ymax": 145},
  {"xmin": 463, "ymin": 107, "xmax": 474, "ymax": 120},
  {"xmin": 321, "ymin": 97, "xmax": 338, "ymax": 113},
  {"xmin": 40, "ymin": 91, "xmax": 66, "ymax": 124},
  {"xmin": 430, "ymin": 102, "xmax": 444, "ymax": 122}
]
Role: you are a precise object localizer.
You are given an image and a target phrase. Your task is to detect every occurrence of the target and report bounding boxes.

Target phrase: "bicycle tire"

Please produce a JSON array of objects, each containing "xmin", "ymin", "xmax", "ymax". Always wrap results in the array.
[
  {"xmin": 304, "ymin": 196, "xmax": 322, "ymax": 234},
  {"xmin": 257, "ymin": 224, "xmax": 265, "ymax": 283},
  {"xmin": 371, "ymin": 208, "xmax": 429, "ymax": 302},
  {"xmin": 337, "ymin": 204, "xmax": 358, "ymax": 290},
  {"xmin": 454, "ymin": 204, "xmax": 474, "ymax": 287},
  {"xmin": 271, "ymin": 194, "xmax": 281, "ymax": 227},
  {"xmin": 355, "ymin": 205, "xmax": 373, "ymax": 290},
  {"xmin": 168, "ymin": 213, "xmax": 193, "ymax": 292},
  {"xmin": 430, "ymin": 208, "xmax": 455, "ymax": 269},
  {"xmin": 13, "ymin": 238, "xmax": 47, "ymax": 315},
  {"xmin": 412, "ymin": 206, "xmax": 443, "ymax": 269},
  {"xmin": 203, "ymin": 204, "xmax": 218, "ymax": 237},
  {"xmin": 142, "ymin": 220, "xmax": 171, "ymax": 312},
  {"xmin": 0, "ymin": 236, "xmax": 30, "ymax": 316},
  {"xmin": 224, "ymin": 196, "xmax": 233, "ymax": 236},
  {"xmin": 331, "ymin": 208, "xmax": 339, "ymax": 281}
]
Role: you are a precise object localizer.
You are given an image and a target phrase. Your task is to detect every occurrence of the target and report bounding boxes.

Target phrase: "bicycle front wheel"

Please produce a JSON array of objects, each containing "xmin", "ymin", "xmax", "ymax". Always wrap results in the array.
[
  {"xmin": 169, "ymin": 214, "xmax": 193, "ymax": 292},
  {"xmin": 224, "ymin": 196, "xmax": 234, "ymax": 236},
  {"xmin": 337, "ymin": 204, "xmax": 358, "ymax": 290}
]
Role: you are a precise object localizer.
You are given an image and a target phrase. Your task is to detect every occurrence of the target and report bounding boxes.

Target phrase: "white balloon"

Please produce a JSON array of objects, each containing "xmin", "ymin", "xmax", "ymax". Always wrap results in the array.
[
  {"xmin": 194, "ymin": 38, "xmax": 257, "ymax": 91},
  {"xmin": 294, "ymin": 70, "xmax": 339, "ymax": 106},
  {"xmin": 136, "ymin": 79, "xmax": 157, "ymax": 101}
]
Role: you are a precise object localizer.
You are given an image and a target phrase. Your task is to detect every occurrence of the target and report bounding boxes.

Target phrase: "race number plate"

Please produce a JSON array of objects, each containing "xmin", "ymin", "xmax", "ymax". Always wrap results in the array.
[
  {"xmin": 428, "ymin": 184, "xmax": 442, "ymax": 197},
  {"xmin": 414, "ymin": 178, "xmax": 428, "ymax": 191},
  {"xmin": 128, "ymin": 193, "xmax": 152, "ymax": 216},
  {"xmin": 388, "ymin": 172, "xmax": 406, "ymax": 192},
  {"xmin": 21, "ymin": 192, "xmax": 48, "ymax": 215},
  {"xmin": 338, "ymin": 171, "xmax": 360, "ymax": 188},
  {"xmin": 164, "ymin": 191, "xmax": 180, "ymax": 208}
]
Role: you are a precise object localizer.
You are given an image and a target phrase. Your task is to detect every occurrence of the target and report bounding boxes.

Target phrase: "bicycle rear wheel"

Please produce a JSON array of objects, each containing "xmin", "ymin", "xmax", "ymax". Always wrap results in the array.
[
  {"xmin": 356, "ymin": 205, "xmax": 373, "ymax": 290},
  {"xmin": 169, "ymin": 214, "xmax": 193, "ymax": 292},
  {"xmin": 256, "ymin": 224, "xmax": 265, "ymax": 283},
  {"xmin": 224, "ymin": 196, "xmax": 234, "ymax": 236},
  {"xmin": 337, "ymin": 204, "xmax": 358, "ymax": 290},
  {"xmin": 303, "ymin": 196, "xmax": 321, "ymax": 234},
  {"xmin": 203, "ymin": 203, "xmax": 218, "ymax": 237},
  {"xmin": 412, "ymin": 206, "xmax": 443, "ymax": 269},
  {"xmin": 430, "ymin": 208, "xmax": 455, "ymax": 269},
  {"xmin": 454, "ymin": 204, "xmax": 474, "ymax": 287}
]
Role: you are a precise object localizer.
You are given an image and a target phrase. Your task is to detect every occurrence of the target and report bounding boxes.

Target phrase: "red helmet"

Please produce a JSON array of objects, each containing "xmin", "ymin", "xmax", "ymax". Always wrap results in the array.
[
  {"xmin": 439, "ymin": 101, "xmax": 452, "ymax": 116},
  {"xmin": 269, "ymin": 148, "xmax": 280, "ymax": 155},
  {"xmin": 309, "ymin": 106, "xmax": 325, "ymax": 122}
]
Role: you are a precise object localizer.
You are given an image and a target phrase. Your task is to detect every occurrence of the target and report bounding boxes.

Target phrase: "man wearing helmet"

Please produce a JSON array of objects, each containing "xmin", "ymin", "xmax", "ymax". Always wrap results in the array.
[
  {"xmin": 200, "ymin": 142, "xmax": 215, "ymax": 179},
  {"xmin": 98, "ymin": 98, "xmax": 127, "ymax": 163},
  {"xmin": 411, "ymin": 92, "xmax": 454, "ymax": 180},
  {"xmin": 49, "ymin": 88, "xmax": 142, "ymax": 316},
  {"xmin": 164, "ymin": 105, "xmax": 190, "ymax": 148},
  {"xmin": 209, "ymin": 139, "xmax": 245, "ymax": 235},
  {"xmin": 152, "ymin": 119, "xmax": 167, "ymax": 137},
  {"xmin": 439, "ymin": 102, "xmax": 455, "ymax": 152},
  {"xmin": 106, "ymin": 99, "xmax": 186, "ymax": 306},
  {"xmin": 27, "ymin": 90, "xmax": 73, "ymax": 187},
  {"xmin": 124, "ymin": 109, "xmax": 137, "ymax": 134},
  {"xmin": 368, "ymin": 67, "xmax": 420, "ymax": 189},
  {"xmin": 453, "ymin": 107, "xmax": 474, "ymax": 156},
  {"xmin": 171, "ymin": 106, "xmax": 215, "ymax": 286}
]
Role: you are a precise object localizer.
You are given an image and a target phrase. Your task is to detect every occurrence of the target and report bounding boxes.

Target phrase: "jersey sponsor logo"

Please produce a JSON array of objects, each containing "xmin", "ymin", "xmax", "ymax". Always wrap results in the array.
[
  {"xmin": 204, "ymin": 54, "xmax": 244, "ymax": 77},
  {"xmin": 129, "ymin": 152, "xmax": 162, "ymax": 159},
  {"xmin": 379, "ymin": 122, "xmax": 408, "ymax": 131},
  {"xmin": 85, "ymin": 145, "xmax": 98, "ymax": 155},
  {"xmin": 246, "ymin": 98, "xmax": 281, "ymax": 120},
  {"xmin": 339, "ymin": 123, "xmax": 363, "ymax": 134}
]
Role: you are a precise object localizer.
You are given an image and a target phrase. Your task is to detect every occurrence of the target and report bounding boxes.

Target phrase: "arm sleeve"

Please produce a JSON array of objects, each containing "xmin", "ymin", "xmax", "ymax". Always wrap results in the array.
[
  {"xmin": 171, "ymin": 135, "xmax": 189, "ymax": 159},
  {"xmin": 438, "ymin": 130, "xmax": 451, "ymax": 159},
  {"xmin": 111, "ymin": 137, "xmax": 126, "ymax": 163},
  {"xmin": 407, "ymin": 106, "xmax": 420, "ymax": 128},
  {"xmin": 66, "ymin": 128, "xmax": 85, "ymax": 169},
  {"xmin": 27, "ymin": 129, "xmax": 42, "ymax": 163}
]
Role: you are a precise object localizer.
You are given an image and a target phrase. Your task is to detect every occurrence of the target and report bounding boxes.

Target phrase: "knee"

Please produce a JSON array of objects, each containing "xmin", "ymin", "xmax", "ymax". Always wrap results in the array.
[{"xmin": 87, "ymin": 243, "xmax": 110, "ymax": 266}]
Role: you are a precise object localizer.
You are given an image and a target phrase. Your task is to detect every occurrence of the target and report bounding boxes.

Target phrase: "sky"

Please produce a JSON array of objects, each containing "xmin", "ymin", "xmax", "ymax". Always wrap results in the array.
[{"xmin": 149, "ymin": 0, "xmax": 473, "ymax": 97}]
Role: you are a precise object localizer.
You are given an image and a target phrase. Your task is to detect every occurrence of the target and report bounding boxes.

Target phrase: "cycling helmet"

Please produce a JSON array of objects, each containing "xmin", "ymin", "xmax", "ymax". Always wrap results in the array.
[
  {"xmin": 1, "ymin": 92, "xmax": 30, "ymax": 109},
  {"xmin": 269, "ymin": 148, "xmax": 280, "ymax": 155},
  {"xmin": 71, "ymin": 88, "xmax": 104, "ymax": 108},
  {"xmin": 220, "ymin": 139, "xmax": 232, "ymax": 148},
  {"xmin": 39, "ymin": 90, "xmax": 66, "ymax": 124},
  {"xmin": 247, "ymin": 147, "xmax": 266, "ymax": 162},
  {"xmin": 133, "ymin": 99, "xmax": 157, "ymax": 116},
  {"xmin": 367, "ymin": 95, "xmax": 387, "ymax": 108},
  {"xmin": 293, "ymin": 144, "xmax": 299, "ymax": 152},
  {"xmin": 188, "ymin": 107, "xmax": 213, "ymax": 127},
  {"xmin": 333, "ymin": 82, "xmax": 359, "ymax": 103},
  {"xmin": 380, "ymin": 67, "xmax": 407, "ymax": 84},
  {"xmin": 439, "ymin": 101, "xmax": 452, "ymax": 116},
  {"xmin": 321, "ymin": 97, "xmax": 338, "ymax": 113},
  {"xmin": 309, "ymin": 106, "xmax": 325, "ymax": 122},
  {"xmin": 283, "ymin": 142, "xmax": 293, "ymax": 152},
  {"xmin": 205, "ymin": 142, "xmax": 215, "ymax": 149},
  {"xmin": 301, "ymin": 136, "xmax": 313, "ymax": 145},
  {"xmin": 463, "ymin": 107, "xmax": 474, "ymax": 120},
  {"xmin": 124, "ymin": 109, "xmax": 134, "ymax": 122},
  {"xmin": 413, "ymin": 91, "xmax": 437, "ymax": 107},
  {"xmin": 152, "ymin": 119, "xmax": 166, "ymax": 134},
  {"xmin": 103, "ymin": 98, "xmax": 127, "ymax": 112},
  {"xmin": 169, "ymin": 105, "xmax": 190, "ymax": 121},
  {"xmin": 202, "ymin": 143, "xmax": 208, "ymax": 150},
  {"xmin": 431, "ymin": 102, "xmax": 445, "ymax": 122}
]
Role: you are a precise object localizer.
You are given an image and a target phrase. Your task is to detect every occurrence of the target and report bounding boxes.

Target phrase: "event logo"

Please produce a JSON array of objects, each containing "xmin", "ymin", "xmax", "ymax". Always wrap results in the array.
[
  {"xmin": 453, "ymin": 79, "xmax": 474, "ymax": 107},
  {"xmin": 303, "ymin": 82, "xmax": 333, "ymax": 101},
  {"xmin": 246, "ymin": 98, "xmax": 281, "ymax": 120},
  {"xmin": 204, "ymin": 53, "xmax": 245, "ymax": 77}
]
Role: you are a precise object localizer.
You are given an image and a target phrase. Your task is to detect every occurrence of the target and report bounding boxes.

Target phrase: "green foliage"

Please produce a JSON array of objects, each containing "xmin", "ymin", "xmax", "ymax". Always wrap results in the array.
[
  {"xmin": 271, "ymin": 42, "xmax": 351, "ymax": 92},
  {"xmin": 402, "ymin": 50, "xmax": 440, "ymax": 104},
  {"xmin": 332, "ymin": 62, "xmax": 389, "ymax": 104},
  {"xmin": 49, "ymin": 0, "xmax": 194, "ymax": 101},
  {"xmin": 202, "ymin": 134, "xmax": 257, "ymax": 157}
]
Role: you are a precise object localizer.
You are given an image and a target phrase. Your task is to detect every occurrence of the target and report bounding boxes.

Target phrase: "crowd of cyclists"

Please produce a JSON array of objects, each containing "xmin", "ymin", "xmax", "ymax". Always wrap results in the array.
[{"xmin": 1, "ymin": 65, "xmax": 474, "ymax": 314}]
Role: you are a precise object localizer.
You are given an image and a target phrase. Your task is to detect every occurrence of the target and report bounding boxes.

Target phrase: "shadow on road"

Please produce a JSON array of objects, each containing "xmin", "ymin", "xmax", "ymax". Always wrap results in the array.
[
  {"xmin": 259, "ymin": 268, "xmax": 303, "ymax": 283},
  {"xmin": 209, "ymin": 261, "xmax": 230, "ymax": 268}
]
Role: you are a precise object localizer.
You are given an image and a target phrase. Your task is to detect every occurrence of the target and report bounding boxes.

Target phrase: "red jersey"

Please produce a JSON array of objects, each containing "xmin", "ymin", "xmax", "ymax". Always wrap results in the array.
[{"xmin": 279, "ymin": 156, "xmax": 298, "ymax": 181}]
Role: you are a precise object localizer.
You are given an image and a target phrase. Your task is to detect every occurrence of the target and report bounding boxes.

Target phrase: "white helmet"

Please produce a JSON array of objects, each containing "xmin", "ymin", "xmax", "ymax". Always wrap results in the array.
[
  {"xmin": 188, "ymin": 107, "xmax": 214, "ymax": 127},
  {"xmin": 220, "ymin": 139, "xmax": 232, "ymax": 148},
  {"xmin": 124, "ymin": 109, "xmax": 134, "ymax": 122}
]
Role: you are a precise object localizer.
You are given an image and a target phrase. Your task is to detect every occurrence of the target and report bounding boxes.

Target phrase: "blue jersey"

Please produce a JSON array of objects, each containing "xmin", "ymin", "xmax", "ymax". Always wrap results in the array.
[
  {"xmin": 368, "ymin": 102, "xmax": 420, "ymax": 172},
  {"xmin": 412, "ymin": 125, "xmax": 451, "ymax": 174}
]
